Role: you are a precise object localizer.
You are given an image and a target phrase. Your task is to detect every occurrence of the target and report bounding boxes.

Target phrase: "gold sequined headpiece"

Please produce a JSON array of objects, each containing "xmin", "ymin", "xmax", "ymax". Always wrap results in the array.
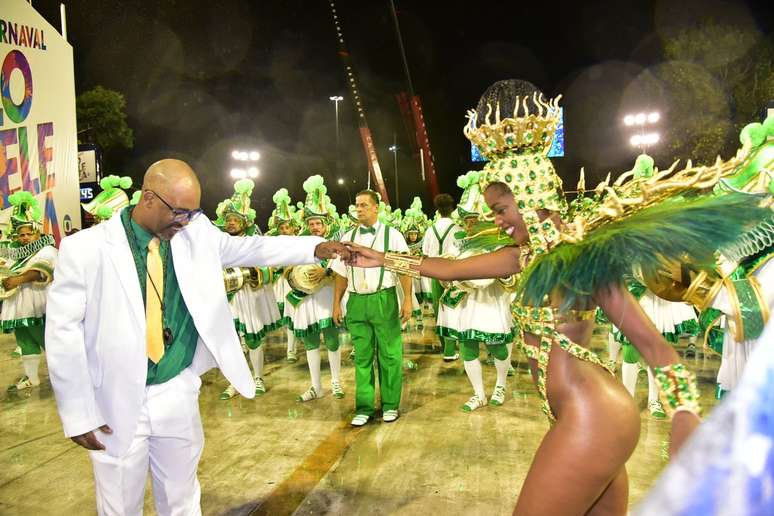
[
  {"xmin": 465, "ymin": 93, "xmax": 566, "ymax": 213},
  {"xmin": 463, "ymin": 81, "xmax": 566, "ymax": 260},
  {"xmin": 464, "ymin": 92, "xmax": 562, "ymax": 160}
]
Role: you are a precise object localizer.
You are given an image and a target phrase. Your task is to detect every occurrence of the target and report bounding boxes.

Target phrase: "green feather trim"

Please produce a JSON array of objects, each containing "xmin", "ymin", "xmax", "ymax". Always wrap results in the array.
[
  {"xmin": 520, "ymin": 193, "xmax": 770, "ymax": 310},
  {"xmin": 458, "ymin": 220, "xmax": 516, "ymax": 253}
]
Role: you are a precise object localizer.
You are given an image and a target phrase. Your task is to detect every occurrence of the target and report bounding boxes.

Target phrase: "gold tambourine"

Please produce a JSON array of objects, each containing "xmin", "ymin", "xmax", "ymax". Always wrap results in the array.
[
  {"xmin": 223, "ymin": 267, "xmax": 263, "ymax": 293},
  {"xmin": 286, "ymin": 264, "xmax": 330, "ymax": 295}
]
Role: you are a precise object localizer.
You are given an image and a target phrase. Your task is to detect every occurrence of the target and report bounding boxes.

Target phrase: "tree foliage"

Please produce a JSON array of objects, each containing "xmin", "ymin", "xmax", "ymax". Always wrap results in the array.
[
  {"xmin": 76, "ymin": 85, "xmax": 134, "ymax": 152},
  {"xmin": 655, "ymin": 20, "xmax": 774, "ymax": 163}
]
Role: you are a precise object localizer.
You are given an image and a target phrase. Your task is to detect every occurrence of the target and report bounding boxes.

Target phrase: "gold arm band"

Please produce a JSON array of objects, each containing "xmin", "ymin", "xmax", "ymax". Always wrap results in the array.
[{"xmin": 384, "ymin": 252, "xmax": 424, "ymax": 279}]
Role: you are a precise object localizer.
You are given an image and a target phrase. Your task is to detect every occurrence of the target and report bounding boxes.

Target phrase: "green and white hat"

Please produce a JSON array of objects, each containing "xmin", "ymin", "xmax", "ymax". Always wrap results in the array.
[
  {"xmin": 301, "ymin": 175, "xmax": 333, "ymax": 221},
  {"xmin": 269, "ymin": 188, "xmax": 296, "ymax": 230},
  {"xmin": 8, "ymin": 191, "xmax": 42, "ymax": 234},
  {"xmin": 215, "ymin": 178, "xmax": 256, "ymax": 230},
  {"xmin": 401, "ymin": 197, "xmax": 428, "ymax": 234},
  {"xmin": 456, "ymin": 170, "xmax": 489, "ymax": 218},
  {"xmin": 82, "ymin": 175, "xmax": 133, "ymax": 222}
]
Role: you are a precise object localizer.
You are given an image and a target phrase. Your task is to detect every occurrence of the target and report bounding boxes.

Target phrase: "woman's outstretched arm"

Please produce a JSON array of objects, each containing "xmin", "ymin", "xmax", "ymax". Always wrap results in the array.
[{"xmin": 346, "ymin": 242, "xmax": 522, "ymax": 281}]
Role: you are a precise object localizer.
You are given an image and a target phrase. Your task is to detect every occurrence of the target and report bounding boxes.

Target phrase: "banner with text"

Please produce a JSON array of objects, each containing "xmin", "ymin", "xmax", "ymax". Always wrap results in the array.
[{"xmin": 0, "ymin": 0, "xmax": 81, "ymax": 241}]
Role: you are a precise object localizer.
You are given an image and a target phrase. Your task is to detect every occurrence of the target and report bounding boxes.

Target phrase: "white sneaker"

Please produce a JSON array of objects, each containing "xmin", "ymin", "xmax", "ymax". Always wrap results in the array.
[
  {"xmin": 351, "ymin": 414, "xmax": 370, "ymax": 426},
  {"xmin": 331, "ymin": 381, "xmax": 344, "ymax": 399},
  {"xmin": 462, "ymin": 395, "xmax": 487, "ymax": 412},
  {"xmin": 382, "ymin": 409, "xmax": 399, "ymax": 422},
  {"xmin": 648, "ymin": 400, "xmax": 667, "ymax": 419},
  {"xmin": 7, "ymin": 375, "xmax": 39, "ymax": 392},
  {"xmin": 286, "ymin": 350, "xmax": 298, "ymax": 363},
  {"xmin": 254, "ymin": 376, "xmax": 266, "ymax": 396},
  {"xmin": 297, "ymin": 386, "xmax": 320, "ymax": 402},
  {"xmin": 489, "ymin": 385, "xmax": 506, "ymax": 406},
  {"xmin": 219, "ymin": 384, "xmax": 237, "ymax": 400}
]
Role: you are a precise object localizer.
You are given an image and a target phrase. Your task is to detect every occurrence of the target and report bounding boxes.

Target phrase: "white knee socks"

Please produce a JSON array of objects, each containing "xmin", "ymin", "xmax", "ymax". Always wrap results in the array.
[
  {"xmin": 286, "ymin": 329, "xmax": 296, "ymax": 354},
  {"xmin": 463, "ymin": 359, "xmax": 486, "ymax": 400},
  {"xmin": 608, "ymin": 332, "xmax": 621, "ymax": 363},
  {"xmin": 621, "ymin": 361, "xmax": 639, "ymax": 397},
  {"xmin": 306, "ymin": 348, "xmax": 322, "ymax": 391},
  {"xmin": 328, "ymin": 349, "xmax": 341, "ymax": 384},
  {"xmin": 249, "ymin": 347, "xmax": 264, "ymax": 379},
  {"xmin": 494, "ymin": 357, "xmax": 509, "ymax": 388},
  {"xmin": 646, "ymin": 366, "xmax": 659, "ymax": 404},
  {"xmin": 22, "ymin": 354, "xmax": 41, "ymax": 385}
]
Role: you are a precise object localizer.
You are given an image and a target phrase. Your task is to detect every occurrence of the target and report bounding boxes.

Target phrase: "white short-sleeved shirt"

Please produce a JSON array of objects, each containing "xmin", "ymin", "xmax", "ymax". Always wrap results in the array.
[
  {"xmin": 331, "ymin": 221, "xmax": 409, "ymax": 294},
  {"xmin": 421, "ymin": 218, "xmax": 462, "ymax": 258}
]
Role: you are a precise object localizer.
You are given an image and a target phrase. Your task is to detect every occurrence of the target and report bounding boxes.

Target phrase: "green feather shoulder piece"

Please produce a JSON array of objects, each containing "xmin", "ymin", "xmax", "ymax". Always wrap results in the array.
[{"xmin": 519, "ymin": 193, "xmax": 771, "ymax": 309}]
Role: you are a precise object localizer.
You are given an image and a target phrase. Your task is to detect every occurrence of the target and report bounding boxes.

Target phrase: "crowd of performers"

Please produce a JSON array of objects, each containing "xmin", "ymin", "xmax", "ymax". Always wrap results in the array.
[{"xmin": 2, "ymin": 78, "xmax": 773, "ymax": 514}]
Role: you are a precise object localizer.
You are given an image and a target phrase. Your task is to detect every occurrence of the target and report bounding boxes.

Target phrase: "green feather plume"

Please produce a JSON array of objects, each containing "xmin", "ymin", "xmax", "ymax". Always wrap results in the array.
[
  {"xmin": 234, "ymin": 178, "xmax": 255, "ymax": 195},
  {"xmin": 303, "ymin": 175, "xmax": 326, "ymax": 194},
  {"xmin": 273, "ymin": 188, "xmax": 290, "ymax": 204},
  {"xmin": 99, "ymin": 175, "xmax": 132, "ymax": 190},
  {"xmin": 95, "ymin": 206, "xmax": 114, "ymax": 219},
  {"xmin": 519, "ymin": 193, "xmax": 771, "ymax": 310}
]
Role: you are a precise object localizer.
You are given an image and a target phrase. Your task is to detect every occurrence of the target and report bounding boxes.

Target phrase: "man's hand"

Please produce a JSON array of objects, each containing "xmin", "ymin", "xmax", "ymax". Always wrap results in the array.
[
  {"xmin": 2, "ymin": 276, "xmax": 19, "ymax": 290},
  {"xmin": 315, "ymin": 241, "xmax": 351, "ymax": 260},
  {"xmin": 343, "ymin": 243, "xmax": 385, "ymax": 268},
  {"xmin": 332, "ymin": 303, "xmax": 344, "ymax": 326},
  {"xmin": 400, "ymin": 301, "xmax": 413, "ymax": 324},
  {"xmin": 71, "ymin": 424, "xmax": 113, "ymax": 451},
  {"xmin": 669, "ymin": 411, "xmax": 700, "ymax": 456}
]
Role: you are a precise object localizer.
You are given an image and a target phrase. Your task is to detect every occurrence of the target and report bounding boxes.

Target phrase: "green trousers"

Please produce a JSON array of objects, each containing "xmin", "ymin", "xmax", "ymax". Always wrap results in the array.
[
  {"xmin": 347, "ymin": 287, "xmax": 403, "ymax": 416},
  {"xmin": 16, "ymin": 325, "xmax": 45, "ymax": 356},
  {"xmin": 431, "ymin": 279, "xmax": 456, "ymax": 357},
  {"xmin": 303, "ymin": 326, "xmax": 340, "ymax": 351}
]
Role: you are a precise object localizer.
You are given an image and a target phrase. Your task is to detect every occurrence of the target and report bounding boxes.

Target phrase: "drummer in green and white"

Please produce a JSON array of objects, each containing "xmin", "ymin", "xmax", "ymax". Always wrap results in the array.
[
  {"xmin": 216, "ymin": 179, "xmax": 282, "ymax": 399},
  {"xmin": 287, "ymin": 175, "xmax": 345, "ymax": 401},
  {"xmin": 1, "ymin": 192, "xmax": 58, "ymax": 391},
  {"xmin": 435, "ymin": 171, "xmax": 516, "ymax": 412}
]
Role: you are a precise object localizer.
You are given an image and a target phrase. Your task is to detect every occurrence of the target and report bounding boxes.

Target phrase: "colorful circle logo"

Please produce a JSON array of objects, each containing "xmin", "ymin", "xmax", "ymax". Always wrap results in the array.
[{"xmin": 1, "ymin": 50, "xmax": 33, "ymax": 124}]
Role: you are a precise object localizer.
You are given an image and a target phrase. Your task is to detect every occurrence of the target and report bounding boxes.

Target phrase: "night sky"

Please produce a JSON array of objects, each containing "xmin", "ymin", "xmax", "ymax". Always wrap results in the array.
[{"xmin": 32, "ymin": 0, "xmax": 774, "ymax": 225}]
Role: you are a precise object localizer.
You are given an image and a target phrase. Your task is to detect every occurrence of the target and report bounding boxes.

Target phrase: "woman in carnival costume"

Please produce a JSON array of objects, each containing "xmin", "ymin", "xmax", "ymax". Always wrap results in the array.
[
  {"xmin": 268, "ymin": 188, "xmax": 301, "ymax": 363},
  {"xmin": 348, "ymin": 79, "xmax": 769, "ymax": 514},
  {"xmin": 288, "ymin": 175, "xmax": 345, "ymax": 401},
  {"xmin": 216, "ymin": 179, "xmax": 282, "ymax": 399},
  {"xmin": 1, "ymin": 192, "xmax": 57, "ymax": 391},
  {"xmin": 435, "ymin": 170, "xmax": 516, "ymax": 411}
]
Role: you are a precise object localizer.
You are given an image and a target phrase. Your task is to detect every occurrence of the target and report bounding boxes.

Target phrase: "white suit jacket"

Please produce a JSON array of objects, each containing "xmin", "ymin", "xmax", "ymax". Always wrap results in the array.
[{"xmin": 45, "ymin": 213, "xmax": 324, "ymax": 456}]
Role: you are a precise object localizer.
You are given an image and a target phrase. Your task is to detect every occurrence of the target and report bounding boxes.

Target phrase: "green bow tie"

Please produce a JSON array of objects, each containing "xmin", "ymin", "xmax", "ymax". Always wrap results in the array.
[{"xmin": 359, "ymin": 226, "xmax": 376, "ymax": 235}]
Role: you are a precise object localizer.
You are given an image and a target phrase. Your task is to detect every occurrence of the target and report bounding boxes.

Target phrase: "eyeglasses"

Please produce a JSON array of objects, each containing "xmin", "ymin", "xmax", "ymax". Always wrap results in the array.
[{"xmin": 145, "ymin": 190, "xmax": 203, "ymax": 223}]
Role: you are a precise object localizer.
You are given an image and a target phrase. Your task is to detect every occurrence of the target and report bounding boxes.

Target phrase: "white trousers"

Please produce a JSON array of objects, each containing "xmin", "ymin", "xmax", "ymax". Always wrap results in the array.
[{"xmin": 89, "ymin": 368, "xmax": 204, "ymax": 516}]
